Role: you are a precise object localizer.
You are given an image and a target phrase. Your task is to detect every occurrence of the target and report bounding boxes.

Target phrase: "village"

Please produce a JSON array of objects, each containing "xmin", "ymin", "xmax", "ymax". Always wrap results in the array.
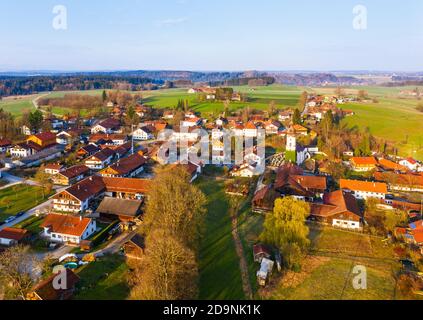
[{"xmin": 0, "ymin": 85, "xmax": 422, "ymax": 300}]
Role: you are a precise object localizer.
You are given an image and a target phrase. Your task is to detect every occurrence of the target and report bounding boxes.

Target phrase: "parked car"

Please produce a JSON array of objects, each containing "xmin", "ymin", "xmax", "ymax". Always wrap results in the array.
[
  {"xmin": 16, "ymin": 211, "xmax": 26, "ymax": 218},
  {"xmin": 4, "ymin": 216, "xmax": 17, "ymax": 224}
]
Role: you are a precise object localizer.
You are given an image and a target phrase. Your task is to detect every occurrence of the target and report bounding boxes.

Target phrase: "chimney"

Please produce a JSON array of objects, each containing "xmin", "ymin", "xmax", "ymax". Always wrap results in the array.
[{"xmin": 80, "ymin": 216, "xmax": 82, "ymax": 221}]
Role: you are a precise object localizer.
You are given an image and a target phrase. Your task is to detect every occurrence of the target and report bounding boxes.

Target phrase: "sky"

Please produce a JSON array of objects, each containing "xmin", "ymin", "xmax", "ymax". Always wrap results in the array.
[{"xmin": 0, "ymin": 0, "xmax": 422, "ymax": 72}]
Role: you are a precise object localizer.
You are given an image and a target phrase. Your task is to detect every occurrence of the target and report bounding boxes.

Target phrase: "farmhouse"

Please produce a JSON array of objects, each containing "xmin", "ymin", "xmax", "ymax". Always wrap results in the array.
[
  {"xmin": 89, "ymin": 133, "xmax": 128, "ymax": 146},
  {"xmin": 274, "ymin": 163, "xmax": 327, "ymax": 201},
  {"xmin": 27, "ymin": 132, "xmax": 57, "ymax": 149},
  {"xmin": 52, "ymin": 165, "xmax": 90, "ymax": 186},
  {"xmin": 52, "ymin": 176, "xmax": 151, "ymax": 213},
  {"xmin": 399, "ymin": 157, "xmax": 420, "ymax": 171},
  {"xmin": 0, "ymin": 228, "xmax": 29, "ymax": 246},
  {"xmin": 91, "ymin": 118, "xmax": 122, "ymax": 134},
  {"xmin": 310, "ymin": 190, "xmax": 362, "ymax": 230},
  {"xmin": 252, "ymin": 185, "xmax": 280, "ymax": 213},
  {"xmin": 44, "ymin": 163, "xmax": 64, "ymax": 175},
  {"xmin": 374, "ymin": 171, "xmax": 423, "ymax": 193},
  {"xmin": 99, "ymin": 153, "xmax": 146, "ymax": 178},
  {"xmin": 340, "ymin": 179, "xmax": 388, "ymax": 200},
  {"xmin": 41, "ymin": 214, "xmax": 97, "ymax": 244},
  {"xmin": 77, "ymin": 144, "xmax": 101, "ymax": 159},
  {"xmin": 96, "ymin": 197, "xmax": 143, "ymax": 222},
  {"xmin": 0, "ymin": 138, "xmax": 12, "ymax": 153},
  {"xmin": 132, "ymin": 126, "xmax": 155, "ymax": 141},
  {"xmin": 10, "ymin": 143, "xmax": 34, "ymax": 158},
  {"xmin": 377, "ymin": 158, "xmax": 408, "ymax": 172},
  {"xmin": 349, "ymin": 157, "xmax": 378, "ymax": 172},
  {"xmin": 84, "ymin": 148, "xmax": 115, "ymax": 170}
]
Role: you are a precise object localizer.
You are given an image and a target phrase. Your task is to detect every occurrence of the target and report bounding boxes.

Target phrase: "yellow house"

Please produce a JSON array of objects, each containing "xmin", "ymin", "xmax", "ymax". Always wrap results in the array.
[{"xmin": 27, "ymin": 132, "xmax": 57, "ymax": 148}]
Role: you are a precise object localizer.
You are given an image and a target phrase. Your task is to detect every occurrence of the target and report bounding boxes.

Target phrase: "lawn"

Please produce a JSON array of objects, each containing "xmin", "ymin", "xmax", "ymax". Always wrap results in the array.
[
  {"xmin": 311, "ymin": 85, "xmax": 423, "ymax": 160},
  {"xmin": 197, "ymin": 177, "xmax": 245, "ymax": 300},
  {"xmin": 12, "ymin": 215, "xmax": 44, "ymax": 233},
  {"xmin": 0, "ymin": 184, "xmax": 49, "ymax": 222},
  {"xmin": 74, "ymin": 255, "xmax": 130, "ymax": 300},
  {"xmin": 263, "ymin": 226, "xmax": 402, "ymax": 300},
  {"xmin": 0, "ymin": 96, "xmax": 36, "ymax": 116}
]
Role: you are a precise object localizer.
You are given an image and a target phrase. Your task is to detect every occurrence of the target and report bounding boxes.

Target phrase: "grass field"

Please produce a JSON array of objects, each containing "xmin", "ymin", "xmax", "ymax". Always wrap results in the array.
[
  {"xmin": 0, "ymin": 184, "xmax": 48, "ymax": 222},
  {"xmin": 75, "ymin": 255, "xmax": 130, "ymax": 300},
  {"xmin": 0, "ymin": 96, "xmax": 36, "ymax": 116},
  {"xmin": 197, "ymin": 177, "xmax": 245, "ymax": 300},
  {"xmin": 263, "ymin": 226, "xmax": 403, "ymax": 300},
  {"xmin": 311, "ymin": 85, "xmax": 423, "ymax": 160}
]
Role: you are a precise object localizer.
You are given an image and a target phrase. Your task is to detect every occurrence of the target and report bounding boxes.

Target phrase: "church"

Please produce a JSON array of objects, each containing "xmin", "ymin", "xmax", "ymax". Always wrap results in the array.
[{"xmin": 285, "ymin": 126, "xmax": 313, "ymax": 165}]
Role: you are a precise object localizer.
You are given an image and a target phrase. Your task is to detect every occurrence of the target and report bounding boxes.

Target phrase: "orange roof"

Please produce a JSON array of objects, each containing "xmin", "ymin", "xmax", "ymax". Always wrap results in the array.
[
  {"xmin": 245, "ymin": 121, "xmax": 257, "ymax": 130},
  {"xmin": 41, "ymin": 214, "xmax": 92, "ymax": 237},
  {"xmin": 350, "ymin": 157, "xmax": 378, "ymax": 166},
  {"xmin": 102, "ymin": 177, "xmax": 151, "ymax": 194},
  {"xmin": 0, "ymin": 228, "xmax": 28, "ymax": 241},
  {"xmin": 340, "ymin": 179, "xmax": 388, "ymax": 194},
  {"xmin": 31, "ymin": 269, "xmax": 80, "ymax": 300},
  {"xmin": 377, "ymin": 158, "xmax": 407, "ymax": 171}
]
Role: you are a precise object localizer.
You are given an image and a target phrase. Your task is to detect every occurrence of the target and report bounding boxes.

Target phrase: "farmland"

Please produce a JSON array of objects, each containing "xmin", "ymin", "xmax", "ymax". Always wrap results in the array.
[
  {"xmin": 0, "ymin": 184, "xmax": 49, "ymax": 222},
  {"xmin": 197, "ymin": 177, "xmax": 245, "ymax": 300},
  {"xmin": 260, "ymin": 226, "xmax": 405, "ymax": 300},
  {"xmin": 0, "ymin": 95, "xmax": 36, "ymax": 116}
]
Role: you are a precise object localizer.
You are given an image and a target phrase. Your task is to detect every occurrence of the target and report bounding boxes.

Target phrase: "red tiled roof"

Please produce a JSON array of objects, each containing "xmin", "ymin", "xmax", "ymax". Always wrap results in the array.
[
  {"xmin": 340, "ymin": 179, "xmax": 388, "ymax": 194},
  {"xmin": 58, "ymin": 165, "xmax": 90, "ymax": 179},
  {"xmin": 102, "ymin": 177, "xmax": 151, "ymax": 194},
  {"xmin": 0, "ymin": 138, "xmax": 12, "ymax": 147},
  {"xmin": 350, "ymin": 157, "xmax": 378, "ymax": 166},
  {"xmin": 377, "ymin": 158, "xmax": 407, "ymax": 171},
  {"xmin": 31, "ymin": 269, "xmax": 80, "ymax": 300},
  {"xmin": 102, "ymin": 153, "xmax": 146, "ymax": 176},
  {"xmin": 311, "ymin": 190, "xmax": 361, "ymax": 218},
  {"xmin": 0, "ymin": 228, "xmax": 28, "ymax": 241},
  {"xmin": 33, "ymin": 132, "xmax": 56, "ymax": 142},
  {"xmin": 41, "ymin": 214, "xmax": 92, "ymax": 237}
]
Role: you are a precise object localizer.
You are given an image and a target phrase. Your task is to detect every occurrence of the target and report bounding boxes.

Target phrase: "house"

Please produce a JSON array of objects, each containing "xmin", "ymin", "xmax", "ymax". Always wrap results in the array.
[
  {"xmin": 279, "ymin": 124, "xmax": 308, "ymax": 137},
  {"xmin": 374, "ymin": 171, "xmax": 423, "ymax": 193},
  {"xmin": 45, "ymin": 163, "xmax": 64, "ymax": 175},
  {"xmin": 56, "ymin": 130, "xmax": 80, "ymax": 146},
  {"xmin": 171, "ymin": 162, "xmax": 202, "ymax": 182},
  {"xmin": 13, "ymin": 145, "xmax": 65, "ymax": 168},
  {"xmin": 91, "ymin": 118, "xmax": 122, "ymax": 134},
  {"xmin": 377, "ymin": 158, "xmax": 408, "ymax": 172},
  {"xmin": 84, "ymin": 148, "xmax": 115, "ymax": 170},
  {"xmin": 122, "ymin": 234, "xmax": 145, "ymax": 259},
  {"xmin": 310, "ymin": 190, "xmax": 362, "ymax": 230},
  {"xmin": 27, "ymin": 269, "xmax": 80, "ymax": 300},
  {"xmin": 52, "ymin": 176, "xmax": 106, "ymax": 213},
  {"xmin": 52, "ymin": 176, "xmax": 151, "ymax": 213},
  {"xmin": 0, "ymin": 138, "xmax": 12, "ymax": 153},
  {"xmin": 396, "ymin": 220, "xmax": 423, "ymax": 247},
  {"xmin": 399, "ymin": 158, "xmax": 420, "ymax": 171},
  {"xmin": 0, "ymin": 228, "xmax": 29, "ymax": 246},
  {"xmin": 340, "ymin": 179, "xmax": 388, "ymax": 200},
  {"xmin": 77, "ymin": 144, "xmax": 101, "ymax": 159},
  {"xmin": 132, "ymin": 126, "xmax": 155, "ymax": 141},
  {"xmin": 244, "ymin": 121, "xmax": 258, "ymax": 137},
  {"xmin": 41, "ymin": 214, "xmax": 97, "ymax": 244},
  {"xmin": 27, "ymin": 132, "xmax": 57, "ymax": 149},
  {"xmin": 274, "ymin": 163, "xmax": 327, "ymax": 201},
  {"xmin": 257, "ymin": 258, "xmax": 274, "ymax": 287},
  {"xmin": 264, "ymin": 120, "xmax": 283, "ymax": 135},
  {"xmin": 252, "ymin": 185, "xmax": 280, "ymax": 213},
  {"xmin": 231, "ymin": 163, "xmax": 259, "ymax": 178},
  {"xmin": 278, "ymin": 109, "xmax": 293, "ymax": 122},
  {"xmin": 162, "ymin": 110, "xmax": 174, "ymax": 120},
  {"xmin": 182, "ymin": 117, "xmax": 203, "ymax": 127},
  {"xmin": 99, "ymin": 153, "xmax": 146, "ymax": 178},
  {"xmin": 89, "ymin": 134, "xmax": 128, "ymax": 146},
  {"xmin": 170, "ymin": 126, "xmax": 201, "ymax": 142},
  {"xmin": 350, "ymin": 157, "xmax": 378, "ymax": 172},
  {"xmin": 52, "ymin": 165, "xmax": 90, "ymax": 186},
  {"xmin": 10, "ymin": 143, "xmax": 34, "ymax": 158},
  {"xmin": 96, "ymin": 197, "xmax": 143, "ymax": 222},
  {"xmin": 215, "ymin": 117, "xmax": 228, "ymax": 127},
  {"xmin": 253, "ymin": 244, "xmax": 272, "ymax": 263}
]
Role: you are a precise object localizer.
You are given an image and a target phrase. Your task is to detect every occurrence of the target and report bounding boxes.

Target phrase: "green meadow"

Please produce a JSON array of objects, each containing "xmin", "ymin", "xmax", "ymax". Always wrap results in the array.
[{"xmin": 0, "ymin": 97, "xmax": 36, "ymax": 116}]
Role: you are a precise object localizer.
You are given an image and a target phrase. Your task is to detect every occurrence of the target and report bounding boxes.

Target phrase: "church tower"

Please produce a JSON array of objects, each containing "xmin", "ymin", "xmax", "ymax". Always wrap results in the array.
[{"xmin": 286, "ymin": 127, "xmax": 297, "ymax": 151}]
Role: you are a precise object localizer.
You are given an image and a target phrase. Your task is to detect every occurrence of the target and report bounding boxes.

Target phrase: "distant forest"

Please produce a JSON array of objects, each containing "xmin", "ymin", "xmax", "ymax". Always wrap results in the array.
[{"xmin": 0, "ymin": 75, "xmax": 159, "ymax": 97}]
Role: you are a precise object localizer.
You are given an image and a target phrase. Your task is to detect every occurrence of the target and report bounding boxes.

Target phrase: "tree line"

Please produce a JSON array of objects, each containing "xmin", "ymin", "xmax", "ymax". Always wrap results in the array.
[{"xmin": 129, "ymin": 166, "xmax": 207, "ymax": 300}]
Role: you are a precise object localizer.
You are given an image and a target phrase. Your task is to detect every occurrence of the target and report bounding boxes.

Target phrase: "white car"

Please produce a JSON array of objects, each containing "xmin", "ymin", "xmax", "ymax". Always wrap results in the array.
[{"xmin": 4, "ymin": 216, "xmax": 17, "ymax": 224}]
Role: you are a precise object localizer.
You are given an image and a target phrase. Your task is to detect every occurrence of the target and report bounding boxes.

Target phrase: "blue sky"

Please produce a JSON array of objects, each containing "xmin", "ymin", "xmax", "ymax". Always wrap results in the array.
[{"xmin": 0, "ymin": 0, "xmax": 422, "ymax": 71}]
